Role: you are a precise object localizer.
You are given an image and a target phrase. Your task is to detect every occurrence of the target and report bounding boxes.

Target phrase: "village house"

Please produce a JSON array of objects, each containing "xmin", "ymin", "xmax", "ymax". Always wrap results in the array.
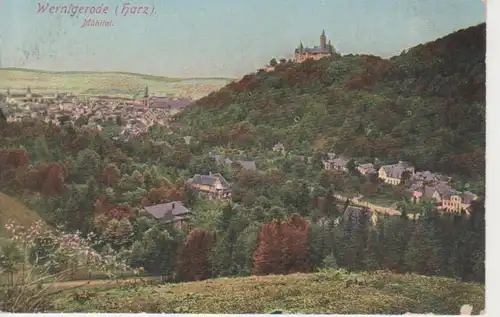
[
  {"xmin": 344, "ymin": 205, "xmax": 377, "ymax": 223},
  {"xmin": 356, "ymin": 163, "xmax": 376, "ymax": 175},
  {"xmin": 273, "ymin": 143, "xmax": 286, "ymax": 153},
  {"xmin": 187, "ymin": 172, "xmax": 232, "ymax": 199},
  {"xmin": 323, "ymin": 156, "xmax": 349, "ymax": 172},
  {"xmin": 412, "ymin": 171, "xmax": 451, "ymax": 184},
  {"xmin": 440, "ymin": 191, "xmax": 479, "ymax": 213},
  {"xmin": 409, "ymin": 183, "xmax": 453, "ymax": 203},
  {"xmin": 214, "ymin": 155, "xmax": 257, "ymax": 171},
  {"xmin": 378, "ymin": 161, "xmax": 415, "ymax": 185},
  {"xmin": 409, "ymin": 182, "xmax": 478, "ymax": 213},
  {"xmin": 143, "ymin": 201, "xmax": 191, "ymax": 229}
]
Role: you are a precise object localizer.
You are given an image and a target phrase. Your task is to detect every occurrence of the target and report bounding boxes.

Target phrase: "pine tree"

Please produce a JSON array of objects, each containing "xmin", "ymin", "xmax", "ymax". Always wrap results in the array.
[
  {"xmin": 335, "ymin": 215, "xmax": 356, "ymax": 270},
  {"xmin": 352, "ymin": 207, "xmax": 371, "ymax": 270},
  {"xmin": 456, "ymin": 200, "xmax": 485, "ymax": 282},
  {"xmin": 209, "ymin": 232, "xmax": 232, "ymax": 277},
  {"xmin": 324, "ymin": 187, "xmax": 337, "ymax": 218},
  {"xmin": 308, "ymin": 223, "xmax": 326, "ymax": 269},
  {"xmin": 403, "ymin": 214, "xmax": 444, "ymax": 276}
]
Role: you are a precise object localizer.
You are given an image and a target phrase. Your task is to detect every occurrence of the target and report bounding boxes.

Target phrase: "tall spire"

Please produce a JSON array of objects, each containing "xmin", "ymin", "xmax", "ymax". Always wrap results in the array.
[
  {"xmin": 143, "ymin": 86, "xmax": 149, "ymax": 109},
  {"xmin": 320, "ymin": 29, "xmax": 327, "ymax": 49}
]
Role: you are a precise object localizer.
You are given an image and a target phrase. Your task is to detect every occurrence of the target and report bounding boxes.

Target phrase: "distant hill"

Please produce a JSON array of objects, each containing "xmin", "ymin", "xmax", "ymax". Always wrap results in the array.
[
  {"xmin": 0, "ymin": 192, "xmax": 45, "ymax": 239},
  {"xmin": 0, "ymin": 68, "xmax": 233, "ymax": 100},
  {"xmin": 177, "ymin": 23, "xmax": 485, "ymax": 179},
  {"xmin": 52, "ymin": 270, "xmax": 484, "ymax": 314}
]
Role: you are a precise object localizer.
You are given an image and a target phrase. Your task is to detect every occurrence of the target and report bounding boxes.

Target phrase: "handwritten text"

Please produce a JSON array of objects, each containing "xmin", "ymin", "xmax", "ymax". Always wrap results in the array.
[{"xmin": 37, "ymin": 2, "xmax": 156, "ymax": 22}]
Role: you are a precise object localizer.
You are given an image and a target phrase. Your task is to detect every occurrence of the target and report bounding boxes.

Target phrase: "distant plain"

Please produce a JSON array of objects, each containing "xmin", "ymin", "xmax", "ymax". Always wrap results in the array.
[{"xmin": 0, "ymin": 68, "xmax": 233, "ymax": 100}]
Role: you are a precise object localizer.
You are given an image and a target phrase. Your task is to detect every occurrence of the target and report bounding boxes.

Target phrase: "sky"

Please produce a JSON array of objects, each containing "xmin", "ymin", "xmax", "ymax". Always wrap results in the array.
[{"xmin": 0, "ymin": 0, "xmax": 486, "ymax": 78}]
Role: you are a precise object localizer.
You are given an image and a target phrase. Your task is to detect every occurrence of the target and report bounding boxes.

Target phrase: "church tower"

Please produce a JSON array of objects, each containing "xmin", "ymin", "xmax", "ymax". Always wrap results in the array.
[
  {"xmin": 320, "ymin": 30, "xmax": 327, "ymax": 49},
  {"xmin": 143, "ymin": 86, "xmax": 149, "ymax": 109}
]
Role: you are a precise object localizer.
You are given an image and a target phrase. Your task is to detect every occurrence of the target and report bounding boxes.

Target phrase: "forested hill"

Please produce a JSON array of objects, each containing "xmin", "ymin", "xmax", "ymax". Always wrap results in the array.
[{"xmin": 176, "ymin": 23, "xmax": 485, "ymax": 179}]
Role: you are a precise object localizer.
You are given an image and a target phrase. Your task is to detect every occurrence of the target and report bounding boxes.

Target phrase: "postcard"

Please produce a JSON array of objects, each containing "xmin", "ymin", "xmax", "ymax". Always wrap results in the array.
[{"xmin": 0, "ymin": 0, "xmax": 486, "ymax": 314}]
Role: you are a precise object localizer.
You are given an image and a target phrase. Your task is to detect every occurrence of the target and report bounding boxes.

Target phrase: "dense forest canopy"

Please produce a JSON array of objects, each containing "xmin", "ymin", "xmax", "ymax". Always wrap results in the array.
[{"xmin": 177, "ymin": 23, "xmax": 485, "ymax": 180}]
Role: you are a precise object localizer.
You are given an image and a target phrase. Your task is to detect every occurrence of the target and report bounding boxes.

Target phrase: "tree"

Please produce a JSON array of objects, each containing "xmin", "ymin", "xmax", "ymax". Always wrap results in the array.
[
  {"xmin": 129, "ymin": 225, "xmax": 180, "ymax": 276},
  {"xmin": 176, "ymin": 228, "xmax": 214, "ymax": 282},
  {"xmin": 103, "ymin": 219, "xmax": 134, "ymax": 250},
  {"xmin": 100, "ymin": 164, "xmax": 121, "ymax": 187},
  {"xmin": 403, "ymin": 213, "xmax": 444, "ymax": 276},
  {"xmin": 253, "ymin": 216, "xmax": 310, "ymax": 275},
  {"xmin": 70, "ymin": 149, "xmax": 101, "ymax": 184},
  {"xmin": 33, "ymin": 137, "xmax": 53, "ymax": 163},
  {"xmin": 346, "ymin": 159, "xmax": 356, "ymax": 174},
  {"xmin": 400, "ymin": 170, "xmax": 412, "ymax": 186},
  {"xmin": 269, "ymin": 58, "xmax": 278, "ymax": 67},
  {"xmin": 232, "ymin": 223, "xmax": 260, "ymax": 275},
  {"xmin": 323, "ymin": 187, "xmax": 338, "ymax": 218},
  {"xmin": 281, "ymin": 215, "xmax": 310, "ymax": 273},
  {"xmin": 252, "ymin": 221, "xmax": 283, "ymax": 275},
  {"xmin": 39, "ymin": 163, "xmax": 68, "ymax": 196}
]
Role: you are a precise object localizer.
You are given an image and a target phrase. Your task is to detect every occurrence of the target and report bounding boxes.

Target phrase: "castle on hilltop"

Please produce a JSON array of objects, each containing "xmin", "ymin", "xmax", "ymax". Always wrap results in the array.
[{"xmin": 293, "ymin": 30, "xmax": 335, "ymax": 63}]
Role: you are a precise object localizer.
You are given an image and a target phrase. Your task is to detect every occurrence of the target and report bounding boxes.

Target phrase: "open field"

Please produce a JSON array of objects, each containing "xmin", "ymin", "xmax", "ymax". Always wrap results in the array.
[
  {"xmin": 51, "ymin": 270, "xmax": 485, "ymax": 314},
  {"xmin": 0, "ymin": 68, "xmax": 233, "ymax": 100},
  {"xmin": 360, "ymin": 195, "xmax": 397, "ymax": 208},
  {"xmin": 0, "ymin": 192, "xmax": 45, "ymax": 238}
]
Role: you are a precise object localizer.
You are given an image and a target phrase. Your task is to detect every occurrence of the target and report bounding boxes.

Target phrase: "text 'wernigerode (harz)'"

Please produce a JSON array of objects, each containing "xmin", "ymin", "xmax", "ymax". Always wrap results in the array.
[{"xmin": 36, "ymin": 2, "xmax": 156, "ymax": 28}]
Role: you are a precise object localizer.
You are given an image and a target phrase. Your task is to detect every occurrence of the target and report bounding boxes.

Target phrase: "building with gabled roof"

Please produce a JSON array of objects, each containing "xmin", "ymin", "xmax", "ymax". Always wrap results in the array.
[
  {"xmin": 187, "ymin": 172, "xmax": 231, "ymax": 199},
  {"xmin": 378, "ymin": 161, "xmax": 415, "ymax": 185},
  {"xmin": 143, "ymin": 201, "xmax": 191, "ymax": 229}
]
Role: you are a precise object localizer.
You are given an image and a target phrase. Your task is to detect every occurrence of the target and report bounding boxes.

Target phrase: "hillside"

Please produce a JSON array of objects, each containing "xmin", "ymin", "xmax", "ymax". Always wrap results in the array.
[
  {"xmin": 52, "ymin": 270, "xmax": 485, "ymax": 314},
  {"xmin": 176, "ymin": 23, "xmax": 485, "ymax": 179},
  {"xmin": 0, "ymin": 192, "xmax": 44, "ymax": 238},
  {"xmin": 0, "ymin": 68, "xmax": 233, "ymax": 100}
]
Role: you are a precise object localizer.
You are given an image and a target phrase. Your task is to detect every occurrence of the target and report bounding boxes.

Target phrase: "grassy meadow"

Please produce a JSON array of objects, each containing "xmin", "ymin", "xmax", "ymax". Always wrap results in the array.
[
  {"xmin": 51, "ymin": 270, "xmax": 485, "ymax": 314},
  {"xmin": 0, "ymin": 68, "xmax": 232, "ymax": 100},
  {"xmin": 0, "ymin": 192, "xmax": 45, "ymax": 239}
]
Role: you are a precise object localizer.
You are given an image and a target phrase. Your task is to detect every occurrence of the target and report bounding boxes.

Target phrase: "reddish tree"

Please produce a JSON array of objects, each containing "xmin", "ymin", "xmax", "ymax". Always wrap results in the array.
[
  {"xmin": 99, "ymin": 164, "xmax": 121, "ymax": 186},
  {"xmin": 176, "ymin": 228, "xmax": 214, "ymax": 282},
  {"xmin": 0, "ymin": 149, "xmax": 29, "ymax": 169},
  {"xmin": 94, "ymin": 197, "xmax": 135, "ymax": 221},
  {"xmin": 253, "ymin": 215, "xmax": 311, "ymax": 276},
  {"xmin": 141, "ymin": 186, "xmax": 187, "ymax": 207},
  {"xmin": 281, "ymin": 215, "xmax": 311, "ymax": 273},
  {"xmin": 106, "ymin": 205, "xmax": 135, "ymax": 221},
  {"xmin": 38, "ymin": 163, "xmax": 68, "ymax": 196},
  {"xmin": 252, "ymin": 220, "xmax": 284, "ymax": 275}
]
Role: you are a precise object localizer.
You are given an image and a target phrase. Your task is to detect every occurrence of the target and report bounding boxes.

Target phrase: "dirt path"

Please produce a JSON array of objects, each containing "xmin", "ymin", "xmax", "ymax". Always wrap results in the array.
[{"xmin": 50, "ymin": 277, "xmax": 159, "ymax": 289}]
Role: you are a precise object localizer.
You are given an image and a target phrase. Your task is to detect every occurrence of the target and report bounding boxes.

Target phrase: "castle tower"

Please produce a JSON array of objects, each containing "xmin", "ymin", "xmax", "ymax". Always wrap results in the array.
[{"xmin": 320, "ymin": 30, "xmax": 327, "ymax": 49}]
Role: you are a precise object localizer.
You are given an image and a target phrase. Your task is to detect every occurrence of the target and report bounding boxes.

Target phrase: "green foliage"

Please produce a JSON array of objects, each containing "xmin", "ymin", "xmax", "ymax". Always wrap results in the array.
[{"xmin": 177, "ymin": 24, "xmax": 485, "ymax": 179}]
